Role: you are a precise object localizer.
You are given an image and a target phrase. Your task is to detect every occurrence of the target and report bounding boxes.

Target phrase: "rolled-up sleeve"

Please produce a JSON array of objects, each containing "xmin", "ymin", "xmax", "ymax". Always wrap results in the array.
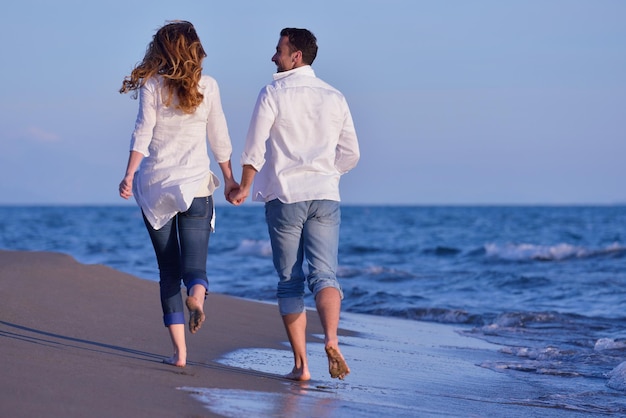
[
  {"xmin": 241, "ymin": 87, "xmax": 276, "ymax": 171},
  {"xmin": 205, "ymin": 80, "xmax": 232, "ymax": 163},
  {"xmin": 129, "ymin": 82, "xmax": 157, "ymax": 157}
]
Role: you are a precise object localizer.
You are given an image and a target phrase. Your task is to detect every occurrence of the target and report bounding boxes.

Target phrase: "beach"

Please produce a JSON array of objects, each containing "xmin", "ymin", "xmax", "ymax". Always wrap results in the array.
[
  {"xmin": 1, "ymin": 250, "xmax": 304, "ymax": 417},
  {"xmin": 0, "ymin": 249, "xmax": 610, "ymax": 417}
]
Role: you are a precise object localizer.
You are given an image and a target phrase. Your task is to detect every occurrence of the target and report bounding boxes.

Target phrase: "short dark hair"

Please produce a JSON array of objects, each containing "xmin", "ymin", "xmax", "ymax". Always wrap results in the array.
[{"xmin": 280, "ymin": 28, "xmax": 318, "ymax": 65}]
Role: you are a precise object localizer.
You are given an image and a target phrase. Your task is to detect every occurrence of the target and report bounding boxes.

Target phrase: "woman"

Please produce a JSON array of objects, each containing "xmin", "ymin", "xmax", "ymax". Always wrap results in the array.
[{"xmin": 118, "ymin": 21, "xmax": 238, "ymax": 367}]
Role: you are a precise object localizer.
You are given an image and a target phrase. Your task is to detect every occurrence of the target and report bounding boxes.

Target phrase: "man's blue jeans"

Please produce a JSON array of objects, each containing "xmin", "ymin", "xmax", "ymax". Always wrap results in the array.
[
  {"xmin": 265, "ymin": 199, "xmax": 343, "ymax": 316},
  {"xmin": 143, "ymin": 196, "xmax": 213, "ymax": 326}
]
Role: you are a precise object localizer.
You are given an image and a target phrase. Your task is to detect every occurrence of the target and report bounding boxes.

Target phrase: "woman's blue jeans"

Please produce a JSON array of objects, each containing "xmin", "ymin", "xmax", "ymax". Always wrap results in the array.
[
  {"xmin": 143, "ymin": 196, "xmax": 213, "ymax": 326},
  {"xmin": 265, "ymin": 199, "xmax": 343, "ymax": 316}
]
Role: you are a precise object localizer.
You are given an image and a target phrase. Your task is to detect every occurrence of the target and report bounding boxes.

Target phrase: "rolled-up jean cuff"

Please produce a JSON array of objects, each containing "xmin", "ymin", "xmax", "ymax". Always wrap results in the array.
[
  {"xmin": 163, "ymin": 312, "xmax": 185, "ymax": 327},
  {"xmin": 187, "ymin": 278, "xmax": 209, "ymax": 296},
  {"xmin": 278, "ymin": 297, "xmax": 306, "ymax": 316}
]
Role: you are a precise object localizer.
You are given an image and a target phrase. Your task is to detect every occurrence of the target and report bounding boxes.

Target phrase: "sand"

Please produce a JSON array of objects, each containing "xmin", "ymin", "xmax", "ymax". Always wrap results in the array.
[{"xmin": 0, "ymin": 250, "xmax": 325, "ymax": 418}]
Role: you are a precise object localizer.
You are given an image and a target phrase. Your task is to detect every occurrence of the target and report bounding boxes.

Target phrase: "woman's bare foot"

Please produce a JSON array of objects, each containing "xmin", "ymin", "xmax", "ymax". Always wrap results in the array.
[
  {"xmin": 186, "ymin": 296, "xmax": 205, "ymax": 334},
  {"xmin": 325, "ymin": 345, "xmax": 350, "ymax": 379},
  {"xmin": 285, "ymin": 365, "xmax": 311, "ymax": 381},
  {"xmin": 163, "ymin": 354, "xmax": 185, "ymax": 368}
]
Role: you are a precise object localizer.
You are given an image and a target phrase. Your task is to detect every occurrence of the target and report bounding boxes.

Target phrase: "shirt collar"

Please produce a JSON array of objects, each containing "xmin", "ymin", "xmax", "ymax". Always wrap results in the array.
[{"xmin": 273, "ymin": 65, "xmax": 315, "ymax": 81}]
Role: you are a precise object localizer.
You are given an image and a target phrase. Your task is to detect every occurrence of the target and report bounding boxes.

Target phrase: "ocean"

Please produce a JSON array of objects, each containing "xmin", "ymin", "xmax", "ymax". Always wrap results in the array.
[{"xmin": 2, "ymin": 204, "xmax": 626, "ymax": 415}]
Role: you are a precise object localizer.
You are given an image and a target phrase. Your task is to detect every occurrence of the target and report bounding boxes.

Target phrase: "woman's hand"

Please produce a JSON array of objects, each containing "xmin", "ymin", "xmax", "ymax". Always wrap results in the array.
[
  {"xmin": 223, "ymin": 178, "xmax": 240, "ymax": 204},
  {"xmin": 119, "ymin": 151, "xmax": 144, "ymax": 200},
  {"xmin": 119, "ymin": 175, "xmax": 134, "ymax": 199}
]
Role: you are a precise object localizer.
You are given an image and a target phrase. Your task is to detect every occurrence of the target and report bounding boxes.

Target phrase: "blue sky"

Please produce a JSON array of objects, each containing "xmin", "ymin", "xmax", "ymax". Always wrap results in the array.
[{"xmin": 1, "ymin": 0, "xmax": 624, "ymax": 205}]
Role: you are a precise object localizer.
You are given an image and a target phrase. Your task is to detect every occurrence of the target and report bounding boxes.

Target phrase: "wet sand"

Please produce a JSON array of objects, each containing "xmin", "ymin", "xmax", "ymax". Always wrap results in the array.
[{"xmin": 0, "ymin": 250, "xmax": 581, "ymax": 417}]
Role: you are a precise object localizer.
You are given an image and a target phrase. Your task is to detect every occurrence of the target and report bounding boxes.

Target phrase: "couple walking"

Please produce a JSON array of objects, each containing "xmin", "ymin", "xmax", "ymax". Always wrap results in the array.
[{"xmin": 118, "ymin": 21, "xmax": 359, "ymax": 381}]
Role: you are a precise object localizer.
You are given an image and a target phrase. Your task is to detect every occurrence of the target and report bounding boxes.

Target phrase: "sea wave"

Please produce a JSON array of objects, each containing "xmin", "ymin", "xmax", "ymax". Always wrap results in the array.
[
  {"xmin": 467, "ymin": 313, "xmax": 626, "ymax": 399},
  {"xmin": 607, "ymin": 361, "xmax": 626, "ymax": 391},
  {"xmin": 484, "ymin": 242, "xmax": 626, "ymax": 262}
]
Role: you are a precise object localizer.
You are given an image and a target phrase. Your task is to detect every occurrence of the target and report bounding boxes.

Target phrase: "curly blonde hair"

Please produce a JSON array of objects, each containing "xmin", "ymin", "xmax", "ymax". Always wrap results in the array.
[{"xmin": 120, "ymin": 21, "xmax": 207, "ymax": 114}]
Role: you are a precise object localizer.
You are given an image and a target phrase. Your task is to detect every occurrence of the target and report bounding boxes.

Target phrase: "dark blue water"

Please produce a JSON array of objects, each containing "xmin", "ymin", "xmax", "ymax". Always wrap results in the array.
[{"xmin": 2, "ymin": 205, "xmax": 626, "ymax": 403}]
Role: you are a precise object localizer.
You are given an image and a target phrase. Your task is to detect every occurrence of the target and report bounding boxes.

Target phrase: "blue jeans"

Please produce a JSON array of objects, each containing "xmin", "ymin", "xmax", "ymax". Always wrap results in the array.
[
  {"xmin": 143, "ymin": 196, "xmax": 213, "ymax": 326},
  {"xmin": 265, "ymin": 199, "xmax": 343, "ymax": 316}
]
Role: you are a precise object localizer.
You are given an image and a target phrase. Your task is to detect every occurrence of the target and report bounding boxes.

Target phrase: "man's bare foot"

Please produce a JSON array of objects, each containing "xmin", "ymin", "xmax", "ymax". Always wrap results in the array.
[
  {"xmin": 285, "ymin": 365, "xmax": 311, "ymax": 381},
  {"xmin": 325, "ymin": 346, "xmax": 350, "ymax": 379},
  {"xmin": 163, "ymin": 355, "xmax": 185, "ymax": 368},
  {"xmin": 186, "ymin": 296, "xmax": 205, "ymax": 334}
]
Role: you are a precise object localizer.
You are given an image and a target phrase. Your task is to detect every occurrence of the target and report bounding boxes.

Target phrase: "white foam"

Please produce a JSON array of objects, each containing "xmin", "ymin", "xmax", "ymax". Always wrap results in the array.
[
  {"xmin": 606, "ymin": 361, "xmax": 626, "ymax": 391},
  {"xmin": 594, "ymin": 338, "xmax": 626, "ymax": 351},
  {"xmin": 233, "ymin": 239, "xmax": 272, "ymax": 257},
  {"xmin": 485, "ymin": 242, "xmax": 589, "ymax": 261}
]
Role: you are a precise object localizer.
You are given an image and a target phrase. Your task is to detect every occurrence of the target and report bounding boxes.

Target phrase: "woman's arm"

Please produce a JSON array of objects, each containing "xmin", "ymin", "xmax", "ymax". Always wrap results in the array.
[
  {"xmin": 118, "ymin": 151, "xmax": 144, "ymax": 199},
  {"xmin": 217, "ymin": 160, "xmax": 239, "ymax": 203}
]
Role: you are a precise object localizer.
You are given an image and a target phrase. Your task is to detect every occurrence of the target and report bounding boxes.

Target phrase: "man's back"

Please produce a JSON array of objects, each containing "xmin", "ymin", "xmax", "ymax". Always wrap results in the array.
[{"xmin": 243, "ymin": 65, "xmax": 359, "ymax": 203}]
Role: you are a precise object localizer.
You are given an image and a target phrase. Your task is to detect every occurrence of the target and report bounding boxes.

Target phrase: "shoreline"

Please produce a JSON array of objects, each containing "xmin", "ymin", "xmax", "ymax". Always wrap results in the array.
[{"xmin": 1, "ymin": 249, "xmax": 591, "ymax": 417}]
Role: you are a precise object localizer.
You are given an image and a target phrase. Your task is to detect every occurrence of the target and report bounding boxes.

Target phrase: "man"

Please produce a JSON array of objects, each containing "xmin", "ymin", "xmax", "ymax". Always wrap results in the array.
[{"xmin": 230, "ymin": 28, "xmax": 360, "ymax": 381}]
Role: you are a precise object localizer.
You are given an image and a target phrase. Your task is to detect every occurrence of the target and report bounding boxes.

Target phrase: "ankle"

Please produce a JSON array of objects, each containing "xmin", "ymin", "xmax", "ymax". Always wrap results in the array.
[
  {"xmin": 190, "ymin": 284, "xmax": 207, "ymax": 300},
  {"xmin": 325, "ymin": 337, "xmax": 339, "ymax": 348}
]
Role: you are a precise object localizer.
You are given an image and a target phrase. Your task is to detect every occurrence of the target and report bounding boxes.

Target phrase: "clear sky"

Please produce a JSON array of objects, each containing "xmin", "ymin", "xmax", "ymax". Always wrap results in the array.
[{"xmin": 1, "ymin": 0, "xmax": 624, "ymax": 206}]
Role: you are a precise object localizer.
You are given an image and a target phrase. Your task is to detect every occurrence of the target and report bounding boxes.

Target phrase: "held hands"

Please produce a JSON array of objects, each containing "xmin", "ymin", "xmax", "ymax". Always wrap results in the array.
[
  {"xmin": 228, "ymin": 164, "xmax": 255, "ymax": 206},
  {"xmin": 223, "ymin": 179, "xmax": 241, "ymax": 206},
  {"xmin": 223, "ymin": 178, "xmax": 249, "ymax": 206},
  {"xmin": 228, "ymin": 187, "xmax": 249, "ymax": 206}
]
